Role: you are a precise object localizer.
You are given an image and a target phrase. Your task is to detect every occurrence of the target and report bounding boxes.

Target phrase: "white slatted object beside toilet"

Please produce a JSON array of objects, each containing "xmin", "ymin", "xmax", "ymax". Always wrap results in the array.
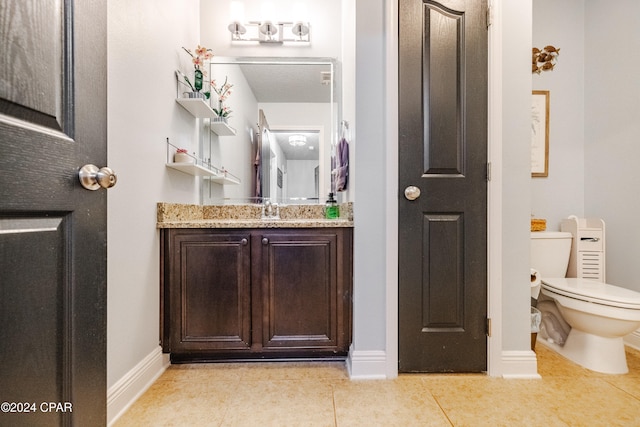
[{"xmin": 561, "ymin": 216, "xmax": 605, "ymax": 282}]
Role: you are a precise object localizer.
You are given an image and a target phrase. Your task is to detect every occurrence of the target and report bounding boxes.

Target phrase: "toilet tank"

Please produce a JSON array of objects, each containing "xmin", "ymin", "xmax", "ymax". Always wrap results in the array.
[{"xmin": 530, "ymin": 232, "xmax": 573, "ymax": 278}]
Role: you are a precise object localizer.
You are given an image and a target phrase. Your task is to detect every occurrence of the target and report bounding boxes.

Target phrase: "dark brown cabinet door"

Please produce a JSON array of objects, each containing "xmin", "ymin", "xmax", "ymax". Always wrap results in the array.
[
  {"xmin": 258, "ymin": 230, "xmax": 341, "ymax": 353},
  {"xmin": 165, "ymin": 230, "xmax": 252, "ymax": 356}
]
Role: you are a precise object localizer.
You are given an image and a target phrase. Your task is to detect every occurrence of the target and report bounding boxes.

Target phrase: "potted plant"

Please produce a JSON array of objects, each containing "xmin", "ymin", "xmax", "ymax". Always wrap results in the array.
[
  {"xmin": 174, "ymin": 148, "xmax": 193, "ymax": 163},
  {"xmin": 180, "ymin": 45, "xmax": 213, "ymax": 99},
  {"xmin": 211, "ymin": 76, "xmax": 233, "ymax": 122}
]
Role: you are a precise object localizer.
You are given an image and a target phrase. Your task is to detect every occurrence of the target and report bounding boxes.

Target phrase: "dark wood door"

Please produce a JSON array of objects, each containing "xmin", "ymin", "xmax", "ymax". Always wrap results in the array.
[
  {"xmin": 0, "ymin": 0, "xmax": 108, "ymax": 424},
  {"xmin": 398, "ymin": 0, "xmax": 488, "ymax": 372},
  {"xmin": 165, "ymin": 230, "xmax": 252, "ymax": 356}
]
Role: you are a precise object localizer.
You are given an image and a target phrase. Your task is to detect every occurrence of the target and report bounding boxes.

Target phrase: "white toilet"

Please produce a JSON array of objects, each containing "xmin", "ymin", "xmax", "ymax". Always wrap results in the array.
[{"xmin": 531, "ymin": 231, "xmax": 640, "ymax": 374}]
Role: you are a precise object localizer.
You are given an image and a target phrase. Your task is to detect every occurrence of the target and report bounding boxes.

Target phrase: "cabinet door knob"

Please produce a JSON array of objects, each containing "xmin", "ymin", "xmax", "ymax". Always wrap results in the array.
[
  {"xmin": 262, "ymin": 237, "xmax": 269, "ymax": 245},
  {"xmin": 241, "ymin": 238, "xmax": 248, "ymax": 246}
]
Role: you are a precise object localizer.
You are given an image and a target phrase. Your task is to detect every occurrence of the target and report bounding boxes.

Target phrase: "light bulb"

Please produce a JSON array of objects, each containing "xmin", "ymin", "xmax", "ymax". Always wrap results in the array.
[{"xmin": 230, "ymin": 1, "xmax": 245, "ymax": 22}]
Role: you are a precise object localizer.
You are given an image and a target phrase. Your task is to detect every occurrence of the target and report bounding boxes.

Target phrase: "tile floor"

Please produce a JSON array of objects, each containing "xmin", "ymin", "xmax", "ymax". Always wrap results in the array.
[{"xmin": 114, "ymin": 345, "xmax": 640, "ymax": 426}]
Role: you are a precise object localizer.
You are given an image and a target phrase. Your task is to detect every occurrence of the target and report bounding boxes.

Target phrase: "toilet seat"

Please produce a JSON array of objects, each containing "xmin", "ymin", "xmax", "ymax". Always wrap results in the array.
[{"xmin": 541, "ymin": 278, "xmax": 640, "ymax": 310}]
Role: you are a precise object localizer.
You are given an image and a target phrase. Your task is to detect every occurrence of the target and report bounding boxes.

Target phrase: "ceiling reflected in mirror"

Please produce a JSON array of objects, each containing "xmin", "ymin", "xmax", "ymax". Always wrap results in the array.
[
  {"xmin": 274, "ymin": 130, "xmax": 319, "ymax": 160},
  {"xmin": 238, "ymin": 63, "xmax": 331, "ymax": 103}
]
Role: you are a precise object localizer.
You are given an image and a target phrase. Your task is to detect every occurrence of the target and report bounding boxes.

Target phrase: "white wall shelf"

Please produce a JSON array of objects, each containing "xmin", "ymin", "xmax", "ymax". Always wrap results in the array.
[
  {"xmin": 165, "ymin": 162, "xmax": 241, "ymax": 184},
  {"xmin": 165, "ymin": 162, "xmax": 217, "ymax": 177},
  {"xmin": 165, "ymin": 139, "xmax": 241, "ymax": 184},
  {"xmin": 175, "ymin": 97, "xmax": 214, "ymax": 118},
  {"xmin": 210, "ymin": 119, "xmax": 236, "ymax": 136},
  {"xmin": 205, "ymin": 174, "xmax": 241, "ymax": 185},
  {"xmin": 175, "ymin": 98, "xmax": 236, "ymax": 136}
]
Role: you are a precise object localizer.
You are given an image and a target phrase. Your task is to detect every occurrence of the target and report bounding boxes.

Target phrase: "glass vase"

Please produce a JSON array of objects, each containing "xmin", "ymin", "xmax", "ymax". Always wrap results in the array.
[{"xmin": 194, "ymin": 69, "xmax": 203, "ymax": 92}]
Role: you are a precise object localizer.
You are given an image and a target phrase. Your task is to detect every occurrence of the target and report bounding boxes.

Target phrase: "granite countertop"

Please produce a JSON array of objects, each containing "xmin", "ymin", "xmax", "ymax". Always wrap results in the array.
[{"xmin": 157, "ymin": 202, "xmax": 354, "ymax": 229}]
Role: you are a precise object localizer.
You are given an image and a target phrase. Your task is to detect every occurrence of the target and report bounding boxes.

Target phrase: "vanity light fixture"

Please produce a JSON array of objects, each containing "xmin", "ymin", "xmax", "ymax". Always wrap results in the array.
[
  {"xmin": 259, "ymin": 21, "xmax": 278, "ymax": 40},
  {"xmin": 228, "ymin": 21, "xmax": 310, "ymax": 44},
  {"xmin": 291, "ymin": 21, "xmax": 310, "ymax": 39},
  {"xmin": 289, "ymin": 135, "xmax": 307, "ymax": 147},
  {"xmin": 228, "ymin": 1, "xmax": 247, "ymax": 38},
  {"xmin": 228, "ymin": 21, "xmax": 247, "ymax": 38}
]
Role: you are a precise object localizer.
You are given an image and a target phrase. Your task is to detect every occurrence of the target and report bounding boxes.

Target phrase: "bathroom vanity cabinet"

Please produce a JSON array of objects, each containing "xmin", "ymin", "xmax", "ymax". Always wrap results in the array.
[{"xmin": 160, "ymin": 227, "xmax": 353, "ymax": 362}]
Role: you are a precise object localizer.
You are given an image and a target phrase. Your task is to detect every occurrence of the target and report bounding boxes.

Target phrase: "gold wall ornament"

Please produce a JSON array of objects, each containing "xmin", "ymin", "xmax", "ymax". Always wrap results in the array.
[{"xmin": 532, "ymin": 45, "xmax": 560, "ymax": 74}]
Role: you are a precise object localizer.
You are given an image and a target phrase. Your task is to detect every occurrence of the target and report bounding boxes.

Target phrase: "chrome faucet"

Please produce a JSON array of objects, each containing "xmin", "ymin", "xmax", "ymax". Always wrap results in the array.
[{"xmin": 261, "ymin": 200, "xmax": 280, "ymax": 219}]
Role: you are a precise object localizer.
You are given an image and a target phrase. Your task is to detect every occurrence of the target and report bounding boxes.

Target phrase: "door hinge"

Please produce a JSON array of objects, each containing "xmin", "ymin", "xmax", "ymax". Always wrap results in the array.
[
  {"xmin": 486, "ymin": 6, "xmax": 492, "ymax": 28},
  {"xmin": 486, "ymin": 317, "xmax": 492, "ymax": 337},
  {"xmin": 486, "ymin": 162, "xmax": 491, "ymax": 181}
]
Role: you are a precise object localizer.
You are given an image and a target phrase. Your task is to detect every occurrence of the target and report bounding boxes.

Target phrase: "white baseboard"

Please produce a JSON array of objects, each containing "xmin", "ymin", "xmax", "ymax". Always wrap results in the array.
[
  {"xmin": 500, "ymin": 350, "xmax": 541, "ymax": 379},
  {"xmin": 624, "ymin": 329, "xmax": 640, "ymax": 351},
  {"xmin": 107, "ymin": 346, "xmax": 170, "ymax": 426},
  {"xmin": 347, "ymin": 345, "xmax": 388, "ymax": 379}
]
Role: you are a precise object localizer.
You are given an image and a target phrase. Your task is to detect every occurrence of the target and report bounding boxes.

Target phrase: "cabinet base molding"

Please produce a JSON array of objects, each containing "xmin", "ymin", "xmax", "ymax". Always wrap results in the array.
[
  {"xmin": 107, "ymin": 346, "xmax": 169, "ymax": 426},
  {"xmin": 170, "ymin": 353, "xmax": 347, "ymax": 364}
]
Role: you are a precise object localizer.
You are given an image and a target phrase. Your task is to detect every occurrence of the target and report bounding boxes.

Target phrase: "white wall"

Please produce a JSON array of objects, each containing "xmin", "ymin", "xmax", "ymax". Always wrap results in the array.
[
  {"xmin": 584, "ymin": 0, "xmax": 640, "ymax": 291},
  {"xmin": 353, "ymin": 0, "xmax": 387, "ymax": 357},
  {"xmin": 286, "ymin": 160, "xmax": 318, "ymax": 198},
  {"xmin": 340, "ymin": 0, "xmax": 356, "ymax": 204},
  {"xmin": 532, "ymin": 0, "xmax": 585, "ymax": 231},
  {"xmin": 107, "ymin": 0, "xmax": 200, "ymax": 391},
  {"xmin": 499, "ymin": 0, "xmax": 535, "ymax": 353}
]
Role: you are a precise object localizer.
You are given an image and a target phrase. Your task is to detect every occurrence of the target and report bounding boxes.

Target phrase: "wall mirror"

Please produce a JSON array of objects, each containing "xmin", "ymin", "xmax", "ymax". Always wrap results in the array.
[{"xmin": 204, "ymin": 57, "xmax": 340, "ymax": 205}]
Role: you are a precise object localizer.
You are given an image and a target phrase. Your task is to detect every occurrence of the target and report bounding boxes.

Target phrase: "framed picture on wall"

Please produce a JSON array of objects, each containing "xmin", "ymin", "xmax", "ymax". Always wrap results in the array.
[{"xmin": 531, "ymin": 90, "xmax": 550, "ymax": 177}]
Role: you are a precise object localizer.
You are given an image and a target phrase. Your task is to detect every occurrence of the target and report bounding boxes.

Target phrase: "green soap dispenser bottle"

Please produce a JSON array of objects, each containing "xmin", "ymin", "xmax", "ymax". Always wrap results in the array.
[{"xmin": 325, "ymin": 192, "xmax": 340, "ymax": 219}]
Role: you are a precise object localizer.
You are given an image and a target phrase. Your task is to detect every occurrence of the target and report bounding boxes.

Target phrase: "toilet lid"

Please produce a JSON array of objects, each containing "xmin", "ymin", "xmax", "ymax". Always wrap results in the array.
[{"xmin": 542, "ymin": 278, "xmax": 640, "ymax": 309}]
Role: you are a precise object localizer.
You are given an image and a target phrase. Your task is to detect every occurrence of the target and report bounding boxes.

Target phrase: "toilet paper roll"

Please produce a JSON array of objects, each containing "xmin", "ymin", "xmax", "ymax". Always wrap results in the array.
[
  {"xmin": 530, "ymin": 268, "xmax": 542, "ymax": 300},
  {"xmin": 530, "ymin": 268, "xmax": 541, "ymax": 288}
]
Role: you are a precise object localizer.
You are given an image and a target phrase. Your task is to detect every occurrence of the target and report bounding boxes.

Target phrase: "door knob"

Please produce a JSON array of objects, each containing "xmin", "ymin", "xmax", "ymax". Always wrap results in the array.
[
  {"xmin": 79, "ymin": 164, "xmax": 118, "ymax": 191},
  {"xmin": 404, "ymin": 186, "xmax": 421, "ymax": 201}
]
